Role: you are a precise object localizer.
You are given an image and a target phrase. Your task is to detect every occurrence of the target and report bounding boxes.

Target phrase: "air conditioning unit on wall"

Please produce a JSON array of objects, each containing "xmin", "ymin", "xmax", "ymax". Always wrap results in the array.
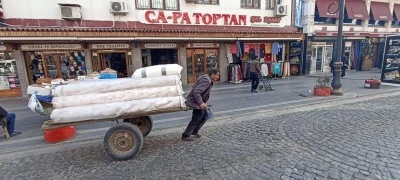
[
  {"xmin": 59, "ymin": 4, "xmax": 82, "ymax": 20},
  {"xmin": 110, "ymin": 1, "xmax": 129, "ymax": 14},
  {"xmin": 274, "ymin": 4, "xmax": 288, "ymax": 16}
]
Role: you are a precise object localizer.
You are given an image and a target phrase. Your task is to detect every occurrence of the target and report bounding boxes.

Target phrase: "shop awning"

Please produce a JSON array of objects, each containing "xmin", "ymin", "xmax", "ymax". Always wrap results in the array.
[
  {"xmin": 316, "ymin": 0, "xmax": 339, "ymax": 18},
  {"xmin": 345, "ymin": 0, "xmax": 369, "ymax": 20},
  {"xmin": 370, "ymin": 2, "xmax": 393, "ymax": 21},
  {"xmin": 393, "ymin": 4, "xmax": 400, "ymax": 21}
]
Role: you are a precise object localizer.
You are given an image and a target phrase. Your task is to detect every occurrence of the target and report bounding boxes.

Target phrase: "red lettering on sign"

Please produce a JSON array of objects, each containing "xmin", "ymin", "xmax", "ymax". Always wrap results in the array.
[
  {"xmin": 193, "ymin": 13, "xmax": 202, "ymax": 24},
  {"xmin": 202, "ymin": 13, "xmax": 212, "ymax": 25},
  {"xmin": 157, "ymin": 11, "xmax": 168, "ymax": 23},
  {"xmin": 172, "ymin": 12, "xmax": 182, "ymax": 24},
  {"xmin": 222, "ymin": 14, "xmax": 230, "ymax": 25},
  {"xmin": 239, "ymin": 15, "xmax": 246, "ymax": 25},
  {"xmin": 230, "ymin": 15, "xmax": 238, "ymax": 25},
  {"xmin": 250, "ymin": 16, "xmax": 262, "ymax": 23},
  {"xmin": 212, "ymin": 14, "xmax": 222, "ymax": 25},
  {"xmin": 181, "ymin": 12, "xmax": 191, "ymax": 24},
  {"xmin": 145, "ymin": 11, "xmax": 156, "ymax": 23},
  {"xmin": 263, "ymin": 17, "xmax": 281, "ymax": 23}
]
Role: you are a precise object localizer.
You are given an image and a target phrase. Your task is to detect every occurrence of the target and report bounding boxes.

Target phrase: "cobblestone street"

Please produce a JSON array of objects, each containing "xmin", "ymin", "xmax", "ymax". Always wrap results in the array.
[{"xmin": 2, "ymin": 94, "xmax": 400, "ymax": 179}]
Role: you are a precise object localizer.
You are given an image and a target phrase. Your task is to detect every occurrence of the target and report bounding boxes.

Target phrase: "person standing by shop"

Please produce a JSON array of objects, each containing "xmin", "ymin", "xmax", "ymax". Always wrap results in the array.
[
  {"xmin": 182, "ymin": 68, "xmax": 220, "ymax": 141},
  {"xmin": 249, "ymin": 57, "xmax": 261, "ymax": 93}
]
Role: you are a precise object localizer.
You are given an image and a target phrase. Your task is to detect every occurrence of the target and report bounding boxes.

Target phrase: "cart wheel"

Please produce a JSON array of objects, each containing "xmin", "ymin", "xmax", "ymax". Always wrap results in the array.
[
  {"xmin": 123, "ymin": 116, "xmax": 153, "ymax": 137},
  {"xmin": 103, "ymin": 123, "xmax": 143, "ymax": 161}
]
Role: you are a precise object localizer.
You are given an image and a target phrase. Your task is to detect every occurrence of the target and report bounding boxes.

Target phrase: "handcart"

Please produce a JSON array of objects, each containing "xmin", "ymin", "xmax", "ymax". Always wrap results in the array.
[
  {"xmin": 40, "ymin": 99, "xmax": 191, "ymax": 161},
  {"xmin": 258, "ymin": 76, "xmax": 273, "ymax": 91}
]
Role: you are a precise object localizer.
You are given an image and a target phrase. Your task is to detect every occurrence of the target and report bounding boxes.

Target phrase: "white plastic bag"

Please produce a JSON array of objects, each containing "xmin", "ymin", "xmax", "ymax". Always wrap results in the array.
[{"xmin": 28, "ymin": 94, "xmax": 45, "ymax": 114}]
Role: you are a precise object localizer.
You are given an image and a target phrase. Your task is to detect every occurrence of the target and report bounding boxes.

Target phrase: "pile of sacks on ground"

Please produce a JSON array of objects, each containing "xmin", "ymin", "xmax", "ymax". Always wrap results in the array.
[{"xmin": 50, "ymin": 64, "xmax": 185, "ymax": 123}]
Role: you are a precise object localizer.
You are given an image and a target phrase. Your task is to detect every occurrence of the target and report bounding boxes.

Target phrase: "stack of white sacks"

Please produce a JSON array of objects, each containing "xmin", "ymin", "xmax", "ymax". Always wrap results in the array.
[{"xmin": 50, "ymin": 64, "xmax": 186, "ymax": 123}]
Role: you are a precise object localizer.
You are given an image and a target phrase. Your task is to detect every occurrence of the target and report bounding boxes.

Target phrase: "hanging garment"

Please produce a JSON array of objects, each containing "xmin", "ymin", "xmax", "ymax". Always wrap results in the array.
[
  {"xmin": 283, "ymin": 62, "xmax": 290, "ymax": 77},
  {"xmin": 279, "ymin": 61, "xmax": 284, "ymax": 76},
  {"xmin": 226, "ymin": 44, "xmax": 233, "ymax": 64},
  {"xmin": 254, "ymin": 44, "xmax": 260, "ymax": 58},
  {"xmin": 244, "ymin": 44, "xmax": 250, "ymax": 53},
  {"xmin": 265, "ymin": 43, "xmax": 272, "ymax": 54},
  {"xmin": 229, "ymin": 64, "xmax": 243, "ymax": 84},
  {"xmin": 265, "ymin": 54, "xmax": 272, "ymax": 62},
  {"xmin": 272, "ymin": 42, "xmax": 281, "ymax": 55},
  {"xmin": 231, "ymin": 43, "xmax": 238, "ymax": 54},
  {"xmin": 273, "ymin": 62, "xmax": 281, "ymax": 75},
  {"xmin": 286, "ymin": 62, "xmax": 291, "ymax": 77},
  {"xmin": 259, "ymin": 44, "xmax": 266, "ymax": 58},
  {"xmin": 240, "ymin": 41, "xmax": 245, "ymax": 58},
  {"xmin": 249, "ymin": 44, "xmax": 255, "ymax": 50},
  {"xmin": 236, "ymin": 41, "xmax": 242, "ymax": 58},
  {"xmin": 241, "ymin": 53, "xmax": 249, "ymax": 61},
  {"xmin": 261, "ymin": 63, "xmax": 269, "ymax": 76}
]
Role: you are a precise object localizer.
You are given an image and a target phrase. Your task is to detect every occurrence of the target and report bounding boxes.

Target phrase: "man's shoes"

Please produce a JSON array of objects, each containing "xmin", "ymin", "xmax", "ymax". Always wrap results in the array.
[
  {"xmin": 181, "ymin": 136, "xmax": 196, "ymax": 141},
  {"xmin": 252, "ymin": 90, "xmax": 258, "ymax": 93},
  {"xmin": 9, "ymin": 132, "xmax": 21, "ymax": 137},
  {"xmin": 191, "ymin": 134, "xmax": 201, "ymax": 138}
]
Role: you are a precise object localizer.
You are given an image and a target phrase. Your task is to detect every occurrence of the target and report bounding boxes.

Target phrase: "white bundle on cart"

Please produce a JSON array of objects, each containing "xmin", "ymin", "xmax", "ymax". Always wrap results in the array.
[{"xmin": 50, "ymin": 65, "xmax": 186, "ymax": 123}]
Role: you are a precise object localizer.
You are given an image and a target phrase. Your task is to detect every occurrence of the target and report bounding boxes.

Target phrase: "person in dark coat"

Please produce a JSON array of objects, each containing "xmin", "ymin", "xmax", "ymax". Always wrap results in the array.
[
  {"xmin": 341, "ymin": 56, "xmax": 348, "ymax": 77},
  {"xmin": 182, "ymin": 68, "xmax": 220, "ymax": 141},
  {"xmin": 0, "ymin": 106, "xmax": 21, "ymax": 137},
  {"xmin": 249, "ymin": 57, "xmax": 261, "ymax": 93}
]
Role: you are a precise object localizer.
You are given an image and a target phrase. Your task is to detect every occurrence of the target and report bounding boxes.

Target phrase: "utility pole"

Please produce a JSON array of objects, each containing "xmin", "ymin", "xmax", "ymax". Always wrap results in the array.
[{"xmin": 331, "ymin": 0, "xmax": 345, "ymax": 95}]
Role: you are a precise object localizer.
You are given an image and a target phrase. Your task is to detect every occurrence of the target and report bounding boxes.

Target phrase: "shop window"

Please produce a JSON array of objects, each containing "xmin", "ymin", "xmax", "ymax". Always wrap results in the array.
[
  {"xmin": 265, "ymin": 0, "xmax": 276, "ymax": 9},
  {"xmin": 392, "ymin": 12, "xmax": 400, "ymax": 27},
  {"xmin": 343, "ymin": 10, "xmax": 362, "ymax": 25},
  {"xmin": 369, "ymin": 19, "xmax": 385, "ymax": 26},
  {"xmin": 241, "ymin": 0, "xmax": 260, "ymax": 9},
  {"xmin": 0, "ymin": 51, "xmax": 20, "ymax": 91},
  {"xmin": 136, "ymin": 0, "xmax": 179, "ymax": 10},
  {"xmin": 197, "ymin": 0, "xmax": 218, "ymax": 5},
  {"xmin": 314, "ymin": 5, "xmax": 336, "ymax": 24},
  {"xmin": 369, "ymin": 13, "xmax": 385, "ymax": 26},
  {"xmin": 24, "ymin": 51, "xmax": 87, "ymax": 85},
  {"xmin": 149, "ymin": 49, "xmax": 178, "ymax": 65}
]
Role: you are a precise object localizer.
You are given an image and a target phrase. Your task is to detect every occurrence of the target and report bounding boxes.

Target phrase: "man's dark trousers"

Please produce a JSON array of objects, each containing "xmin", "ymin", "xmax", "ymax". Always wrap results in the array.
[
  {"xmin": 182, "ymin": 109, "xmax": 207, "ymax": 137},
  {"xmin": 6, "ymin": 113, "xmax": 16, "ymax": 134},
  {"xmin": 250, "ymin": 72, "xmax": 259, "ymax": 91}
]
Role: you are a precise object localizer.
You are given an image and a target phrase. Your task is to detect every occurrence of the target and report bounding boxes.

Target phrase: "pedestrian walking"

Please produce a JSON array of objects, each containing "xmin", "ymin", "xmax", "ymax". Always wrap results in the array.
[
  {"xmin": 0, "ymin": 106, "xmax": 21, "ymax": 137},
  {"xmin": 182, "ymin": 68, "xmax": 220, "ymax": 141},
  {"xmin": 249, "ymin": 57, "xmax": 261, "ymax": 93}
]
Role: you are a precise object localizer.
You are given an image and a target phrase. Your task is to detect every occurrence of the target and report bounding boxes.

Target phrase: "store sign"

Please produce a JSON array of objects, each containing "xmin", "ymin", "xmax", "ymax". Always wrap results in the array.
[
  {"xmin": 381, "ymin": 35, "xmax": 400, "ymax": 84},
  {"xmin": 250, "ymin": 16, "xmax": 281, "ymax": 24},
  {"xmin": 91, "ymin": 44, "xmax": 130, "ymax": 49},
  {"xmin": 187, "ymin": 43, "xmax": 219, "ymax": 48},
  {"xmin": 0, "ymin": 45, "xmax": 7, "ymax": 51},
  {"xmin": 139, "ymin": 10, "xmax": 285, "ymax": 27},
  {"xmin": 143, "ymin": 43, "xmax": 177, "ymax": 49},
  {"xmin": 21, "ymin": 44, "xmax": 82, "ymax": 51}
]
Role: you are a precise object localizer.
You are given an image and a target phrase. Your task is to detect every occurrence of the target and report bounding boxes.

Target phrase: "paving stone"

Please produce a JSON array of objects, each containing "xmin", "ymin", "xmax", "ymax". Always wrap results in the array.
[{"xmin": 2, "ymin": 95, "xmax": 400, "ymax": 179}]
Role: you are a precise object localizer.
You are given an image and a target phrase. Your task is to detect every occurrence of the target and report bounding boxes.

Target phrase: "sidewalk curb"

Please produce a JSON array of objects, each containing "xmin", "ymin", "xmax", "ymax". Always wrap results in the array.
[{"xmin": 1, "ymin": 89, "xmax": 400, "ymax": 159}]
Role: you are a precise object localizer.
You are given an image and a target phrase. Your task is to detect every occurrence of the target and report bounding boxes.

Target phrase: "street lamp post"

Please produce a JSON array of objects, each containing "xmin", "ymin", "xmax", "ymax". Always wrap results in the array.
[{"xmin": 331, "ymin": 0, "xmax": 345, "ymax": 95}]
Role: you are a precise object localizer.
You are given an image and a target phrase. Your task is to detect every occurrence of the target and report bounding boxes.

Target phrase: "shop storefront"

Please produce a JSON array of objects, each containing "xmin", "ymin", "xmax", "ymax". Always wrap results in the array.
[
  {"xmin": 90, "ymin": 43, "xmax": 133, "ymax": 77},
  {"xmin": 140, "ymin": 43, "xmax": 179, "ymax": 67},
  {"xmin": 0, "ymin": 45, "xmax": 21, "ymax": 97},
  {"xmin": 186, "ymin": 43, "xmax": 219, "ymax": 84},
  {"xmin": 21, "ymin": 44, "xmax": 86, "ymax": 85}
]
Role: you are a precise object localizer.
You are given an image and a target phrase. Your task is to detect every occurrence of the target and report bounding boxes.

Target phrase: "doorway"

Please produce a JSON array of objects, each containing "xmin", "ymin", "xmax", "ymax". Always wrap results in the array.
[
  {"xmin": 186, "ymin": 49, "xmax": 219, "ymax": 84},
  {"xmin": 98, "ymin": 52, "xmax": 128, "ymax": 78},
  {"xmin": 311, "ymin": 44, "xmax": 333, "ymax": 73}
]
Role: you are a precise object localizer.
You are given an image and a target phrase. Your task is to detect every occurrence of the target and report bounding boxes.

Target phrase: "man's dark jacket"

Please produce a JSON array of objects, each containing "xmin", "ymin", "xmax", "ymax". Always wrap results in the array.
[
  {"xmin": 0, "ymin": 106, "xmax": 8, "ymax": 118},
  {"xmin": 186, "ymin": 75, "xmax": 213, "ymax": 109}
]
